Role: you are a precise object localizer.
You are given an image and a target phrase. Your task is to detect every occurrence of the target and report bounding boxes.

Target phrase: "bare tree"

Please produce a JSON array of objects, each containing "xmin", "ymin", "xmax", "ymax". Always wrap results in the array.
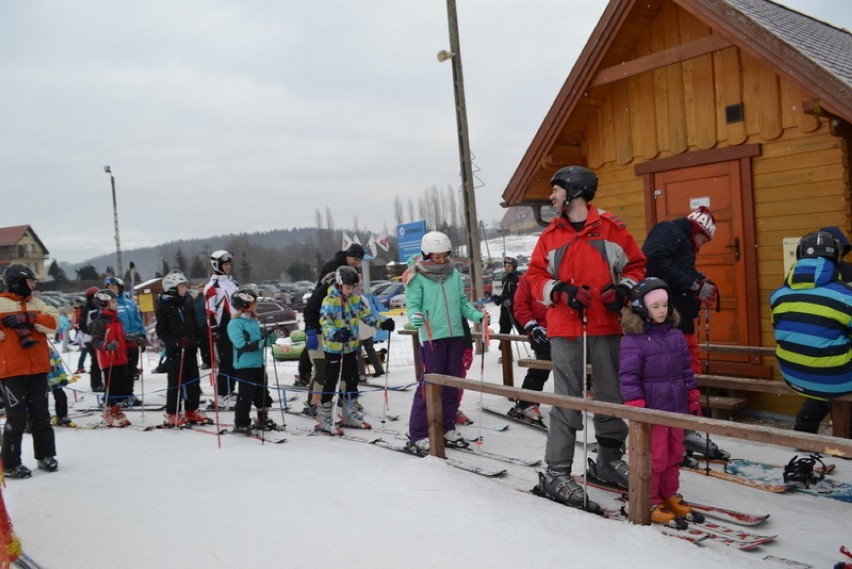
[{"xmin": 393, "ymin": 195, "xmax": 404, "ymax": 227}]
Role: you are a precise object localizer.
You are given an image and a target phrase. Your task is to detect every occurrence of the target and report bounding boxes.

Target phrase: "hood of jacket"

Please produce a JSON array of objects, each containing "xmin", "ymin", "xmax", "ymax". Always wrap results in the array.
[
  {"xmin": 786, "ymin": 257, "xmax": 840, "ymax": 289},
  {"xmin": 621, "ymin": 306, "xmax": 681, "ymax": 335}
]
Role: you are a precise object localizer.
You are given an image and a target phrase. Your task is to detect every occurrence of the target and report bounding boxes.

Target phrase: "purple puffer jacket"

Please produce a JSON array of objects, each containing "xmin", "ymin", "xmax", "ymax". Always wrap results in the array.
[{"xmin": 618, "ymin": 309, "xmax": 696, "ymax": 413}]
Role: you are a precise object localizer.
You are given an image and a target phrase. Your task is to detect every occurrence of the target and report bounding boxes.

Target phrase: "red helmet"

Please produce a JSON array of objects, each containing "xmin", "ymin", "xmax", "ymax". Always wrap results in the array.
[{"xmin": 85, "ymin": 286, "xmax": 100, "ymax": 300}]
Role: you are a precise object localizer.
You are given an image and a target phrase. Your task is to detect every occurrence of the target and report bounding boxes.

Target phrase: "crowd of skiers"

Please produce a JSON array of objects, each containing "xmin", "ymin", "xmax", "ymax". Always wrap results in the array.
[{"xmin": 2, "ymin": 165, "xmax": 849, "ymax": 535}]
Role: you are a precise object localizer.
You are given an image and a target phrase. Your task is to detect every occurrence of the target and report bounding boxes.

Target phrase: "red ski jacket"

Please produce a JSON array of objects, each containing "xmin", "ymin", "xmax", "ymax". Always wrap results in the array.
[{"xmin": 526, "ymin": 206, "xmax": 645, "ymax": 339}]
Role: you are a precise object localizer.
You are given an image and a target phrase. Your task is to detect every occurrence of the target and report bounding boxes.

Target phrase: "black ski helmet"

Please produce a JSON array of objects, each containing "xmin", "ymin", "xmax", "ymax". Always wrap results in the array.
[
  {"xmin": 503, "ymin": 256, "xmax": 518, "ymax": 269},
  {"xmin": 93, "ymin": 288, "xmax": 117, "ymax": 309},
  {"xmin": 796, "ymin": 231, "xmax": 842, "ymax": 265},
  {"xmin": 629, "ymin": 277, "xmax": 672, "ymax": 321},
  {"xmin": 210, "ymin": 250, "xmax": 233, "ymax": 275},
  {"xmin": 2, "ymin": 264, "xmax": 36, "ymax": 297},
  {"xmin": 231, "ymin": 288, "xmax": 258, "ymax": 311},
  {"xmin": 335, "ymin": 265, "xmax": 360, "ymax": 288},
  {"xmin": 550, "ymin": 166, "xmax": 598, "ymax": 203}
]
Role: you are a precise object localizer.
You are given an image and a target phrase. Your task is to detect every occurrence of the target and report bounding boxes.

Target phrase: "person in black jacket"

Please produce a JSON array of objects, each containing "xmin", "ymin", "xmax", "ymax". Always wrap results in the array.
[
  {"xmin": 303, "ymin": 244, "xmax": 364, "ymax": 414},
  {"xmin": 75, "ymin": 287, "xmax": 104, "ymax": 391},
  {"xmin": 642, "ymin": 206, "xmax": 729, "ymax": 460},
  {"xmin": 155, "ymin": 271, "xmax": 208, "ymax": 427},
  {"xmin": 491, "ymin": 256, "xmax": 522, "ymax": 334}
]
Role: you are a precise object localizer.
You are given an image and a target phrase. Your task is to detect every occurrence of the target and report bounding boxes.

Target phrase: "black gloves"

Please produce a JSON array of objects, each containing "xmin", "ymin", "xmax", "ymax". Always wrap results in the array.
[
  {"xmin": 551, "ymin": 282, "xmax": 592, "ymax": 311},
  {"xmin": 105, "ymin": 341, "xmax": 119, "ymax": 352},
  {"xmin": 524, "ymin": 322, "xmax": 549, "ymax": 345},
  {"xmin": 2, "ymin": 312, "xmax": 35, "ymax": 329},
  {"xmin": 600, "ymin": 284, "xmax": 630, "ymax": 312},
  {"xmin": 380, "ymin": 319, "xmax": 395, "ymax": 332},
  {"xmin": 332, "ymin": 328, "xmax": 352, "ymax": 343}
]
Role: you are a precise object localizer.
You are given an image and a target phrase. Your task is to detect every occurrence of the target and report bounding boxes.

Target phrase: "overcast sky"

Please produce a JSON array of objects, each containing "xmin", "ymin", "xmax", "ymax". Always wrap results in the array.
[{"xmin": 2, "ymin": 1, "xmax": 849, "ymax": 264}]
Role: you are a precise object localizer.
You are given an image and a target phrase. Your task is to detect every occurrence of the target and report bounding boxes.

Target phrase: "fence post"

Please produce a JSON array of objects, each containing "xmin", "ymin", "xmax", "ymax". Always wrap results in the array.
[
  {"xmin": 500, "ymin": 338, "xmax": 514, "ymax": 393},
  {"xmin": 410, "ymin": 333, "xmax": 421, "ymax": 382},
  {"xmin": 627, "ymin": 420, "xmax": 652, "ymax": 525},
  {"xmin": 425, "ymin": 381, "xmax": 446, "ymax": 458}
]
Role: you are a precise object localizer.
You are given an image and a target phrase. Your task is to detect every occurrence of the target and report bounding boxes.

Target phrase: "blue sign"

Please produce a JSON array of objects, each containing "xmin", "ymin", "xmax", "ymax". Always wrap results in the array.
[{"xmin": 397, "ymin": 220, "xmax": 428, "ymax": 262}]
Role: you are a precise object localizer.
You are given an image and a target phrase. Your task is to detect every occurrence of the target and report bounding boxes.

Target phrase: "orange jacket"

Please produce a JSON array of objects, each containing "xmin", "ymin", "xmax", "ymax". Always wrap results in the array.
[{"xmin": 0, "ymin": 293, "xmax": 59, "ymax": 378}]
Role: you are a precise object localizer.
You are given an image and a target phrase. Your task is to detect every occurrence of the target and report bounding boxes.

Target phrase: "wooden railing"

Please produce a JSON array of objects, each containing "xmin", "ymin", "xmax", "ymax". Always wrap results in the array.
[
  {"xmin": 422, "ymin": 374, "xmax": 852, "ymax": 525},
  {"xmin": 397, "ymin": 329, "xmax": 852, "ymax": 438}
]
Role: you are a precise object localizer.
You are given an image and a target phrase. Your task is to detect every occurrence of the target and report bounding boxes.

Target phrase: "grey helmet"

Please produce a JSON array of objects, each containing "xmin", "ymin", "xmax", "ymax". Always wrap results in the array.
[{"xmin": 550, "ymin": 166, "xmax": 598, "ymax": 203}]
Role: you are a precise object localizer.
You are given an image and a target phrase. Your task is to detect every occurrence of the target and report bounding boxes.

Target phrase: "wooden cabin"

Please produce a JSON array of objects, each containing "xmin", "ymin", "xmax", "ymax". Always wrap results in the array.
[
  {"xmin": 0, "ymin": 225, "xmax": 50, "ymax": 281},
  {"xmin": 501, "ymin": 0, "xmax": 852, "ymax": 417}
]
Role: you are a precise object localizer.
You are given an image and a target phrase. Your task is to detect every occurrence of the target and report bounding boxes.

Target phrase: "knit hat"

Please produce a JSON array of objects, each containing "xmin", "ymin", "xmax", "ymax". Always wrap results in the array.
[
  {"xmin": 643, "ymin": 288, "xmax": 668, "ymax": 307},
  {"xmin": 687, "ymin": 206, "xmax": 716, "ymax": 240}
]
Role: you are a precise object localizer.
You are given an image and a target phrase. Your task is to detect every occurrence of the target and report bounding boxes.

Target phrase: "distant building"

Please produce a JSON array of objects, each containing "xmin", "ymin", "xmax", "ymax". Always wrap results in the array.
[
  {"xmin": 499, "ymin": 206, "xmax": 538, "ymax": 234},
  {"xmin": 0, "ymin": 225, "xmax": 50, "ymax": 280}
]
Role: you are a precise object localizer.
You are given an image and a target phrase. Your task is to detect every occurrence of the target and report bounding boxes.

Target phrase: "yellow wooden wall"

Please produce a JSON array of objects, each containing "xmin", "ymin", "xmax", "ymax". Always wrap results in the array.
[{"xmin": 582, "ymin": 3, "xmax": 851, "ymax": 416}]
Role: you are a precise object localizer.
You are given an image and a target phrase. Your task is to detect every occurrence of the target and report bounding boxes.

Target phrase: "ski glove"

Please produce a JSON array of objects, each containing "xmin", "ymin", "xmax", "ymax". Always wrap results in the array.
[
  {"xmin": 490, "ymin": 295, "xmax": 502, "ymax": 305},
  {"xmin": 136, "ymin": 337, "xmax": 148, "ymax": 348},
  {"xmin": 305, "ymin": 329, "xmax": 319, "ymax": 350},
  {"xmin": 551, "ymin": 282, "xmax": 591, "ymax": 311},
  {"xmin": 409, "ymin": 312, "xmax": 425, "ymax": 328},
  {"xmin": 380, "ymin": 318, "xmax": 395, "ymax": 332},
  {"xmin": 624, "ymin": 399, "xmax": 646, "ymax": 408},
  {"xmin": 688, "ymin": 389, "xmax": 702, "ymax": 416},
  {"xmin": 599, "ymin": 284, "xmax": 630, "ymax": 312},
  {"xmin": 692, "ymin": 279, "xmax": 717, "ymax": 305},
  {"xmin": 524, "ymin": 322, "xmax": 549, "ymax": 346},
  {"xmin": 502, "ymin": 298, "xmax": 512, "ymax": 308},
  {"xmin": 331, "ymin": 328, "xmax": 352, "ymax": 343},
  {"xmin": 2, "ymin": 312, "xmax": 36, "ymax": 329},
  {"xmin": 105, "ymin": 341, "xmax": 119, "ymax": 352},
  {"xmin": 243, "ymin": 341, "xmax": 259, "ymax": 352}
]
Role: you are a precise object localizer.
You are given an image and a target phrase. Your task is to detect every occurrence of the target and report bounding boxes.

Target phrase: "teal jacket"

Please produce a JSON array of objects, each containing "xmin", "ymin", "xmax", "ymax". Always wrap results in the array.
[
  {"xmin": 405, "ymin": 262, "xmax": 483, "ymax": 344},
  {"xmin": 320, "ymin": 285, "xmax": 379, "ymax": 355},
  {"xmin": 227, "ymin": 315, "xmax": 274, "ymax": 370}
]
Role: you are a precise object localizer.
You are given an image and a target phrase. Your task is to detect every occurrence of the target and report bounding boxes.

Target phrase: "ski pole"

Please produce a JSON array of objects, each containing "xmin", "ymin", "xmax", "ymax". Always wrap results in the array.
[
  {"xmin": 703, "ymin": 304, "xmax": 712, "ymax": 470},
  {"xmin": 381, "ymin": 329, "xmax": 392, "ymax": 424},
  {"xmin": 475, "ymin": 310, "xmax": 491, "ymax": 446},
  {"xmin": 176, "ymin": 346, "xmax": 186, "ymax": 421},
  {"xmin": 423, "ymin": 309, "xmax": 434, "ymax": 349},
  {"xmin": 207, "ymin": 318, "xmax": 222, "ymax": 448},
  {"xmin": 580, "ymin": 308, "xmax": 591, "ymax": 510}
]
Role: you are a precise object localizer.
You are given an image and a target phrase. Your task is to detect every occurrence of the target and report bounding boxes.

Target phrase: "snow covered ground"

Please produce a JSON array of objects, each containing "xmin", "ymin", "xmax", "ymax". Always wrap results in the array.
[{"xmin": 5, "ymin": 237, "xmax": 851, "ymax": 568}]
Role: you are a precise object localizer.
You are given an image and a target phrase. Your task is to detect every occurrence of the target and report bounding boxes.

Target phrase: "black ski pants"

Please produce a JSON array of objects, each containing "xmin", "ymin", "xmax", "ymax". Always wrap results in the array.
[
  {"xmin": 51, "ymin": 385, "xmax": 68, "ymax": 419},
  {"xmin": 320, "ymin": 351, "xmax": 359, "ymax": 405},
  {"xmin": 215, "ymin": 333, "xmax": 236, "ymax": 396},
  {"xmin": 1, "ymin": 374, "xmax": 56, "ymax": 466},
  {"xmin": 517, "ymin": 341, "xmax": 552, "ymax": 409},
  {"xmin": 165, "ymin": 346, "xmax": 201, "ymax": 414},
  {"xmin": 233, "ymin": 367, "xmax": 267, "ymax": 428}
]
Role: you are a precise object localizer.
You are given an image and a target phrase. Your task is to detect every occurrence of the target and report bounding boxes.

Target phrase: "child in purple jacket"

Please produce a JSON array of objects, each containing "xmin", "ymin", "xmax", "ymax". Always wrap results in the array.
[{"xmin": 619, "ymin": 277, "xmax": 703, "ymax": 528}]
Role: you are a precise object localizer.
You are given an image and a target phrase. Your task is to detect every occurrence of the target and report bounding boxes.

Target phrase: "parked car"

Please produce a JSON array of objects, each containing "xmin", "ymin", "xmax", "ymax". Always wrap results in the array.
[
  {"xmin": 375, "ymin": 282, "xmax": 405, "ymax": 309},
  {"xmin": 389, "ymin": 294, "xmax": 406, "ymax": 309},
  {"xmin": 462, "ymin": 274, "xmax": 493, "ymax": 300},
  {"xmin": 256, "ymin": 300, "xmax": 299, "ymax": 337}
]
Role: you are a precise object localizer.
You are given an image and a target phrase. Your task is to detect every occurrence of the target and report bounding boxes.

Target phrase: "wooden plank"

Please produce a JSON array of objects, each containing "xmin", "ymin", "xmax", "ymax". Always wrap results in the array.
[
  {"xmin": 613, "ymin": 80, "xmax": 633, "ymax": 165},
  {"xmin": 591, "ymin": 33, "xmax": 731, "ymax": 87},
  {"xmin": 602, "ymin": 94, "xmax": 617, "ymax": 164},
  {"xmin": 638, "ymin": 71, "xmax": 659, "ymax": 159},
  {"xmin": 587, "ymin": 112, "xmax": 604, "ymax": 168},
  {"xmin": 756, "ymin": 66, "xmax": 782, "ymax": 141},
  {"xmin": 651, "ymin": 15, "xmax": 670, "ymax": 152},
  {"xmin": 741, "ymin": 52, "xmax": 762, "ymax": 137},
  {"xmin": 425, "ymin": 381, "xmax": 445, "ymax": 458},
  {"xmin": 714, "ymin": 46, "xmax": 746, "ymax": 145},
  {"xmin": 663, "ymin": 2, "xmax": 687, "ymax": 154},
  {"xmin": 627, "ymin": 421, "xmax": 652, "ymax": 525}
]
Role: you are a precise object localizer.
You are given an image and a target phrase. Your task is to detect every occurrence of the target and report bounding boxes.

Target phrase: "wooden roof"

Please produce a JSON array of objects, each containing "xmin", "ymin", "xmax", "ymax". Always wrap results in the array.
[
  {"xmin": 0, "ymin": 224, "xmax": 49, "ymax": 255},
  {"xmin": 501, "ymin": 0, "xmax": 852, "ymax": 207}
]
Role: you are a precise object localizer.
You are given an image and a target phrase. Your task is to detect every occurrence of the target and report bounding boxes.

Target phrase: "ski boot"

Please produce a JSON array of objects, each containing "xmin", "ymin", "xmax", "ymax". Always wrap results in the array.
[
  {"xmin": 3, "ymin": 464, "xmax": 32, "ymax": 479},
  {"xmin": 293, "ymin": 374, "xmax": 310, "ymax": 387},
  {"xmin": 683, "ymin": 430, "xmax": 731, "ymax": 461},
  {"xmin": 650, "ymin": 504, "xmax": 688, "ymax": 529},
  {"xmin": 511, "ymin": 403, "xmax": 545, "ymax": 425},
  {"xmin": 253, "ymin": 410, "xmax": 280, "ymax": 431},
  {"xmin": 104, "ymin": 405, "xmax": 131, "ymax": 427},
  {"xmin": 232, "ymin": 424, "xmax": 255, "ymax": 436},
  {"xmin": 336, "ymin": 397, "xmax": 364, "ymax": 414},
  {"xmin": 534, "ymin": 469, "xmax": 603, "ymax": 514},
  {"xmin": 405, "ymin": 438, "xmax": 430, "ymax": 456},
  {"xmin": 443, "ymin": 429, "xmax": 469, "ymax": 449},
  {"xmin": 341, "ymin": 398, "xmax": 371, "ymax": 429},
  {"xmin": 301, "ymin": 403, "xmax": 317, "ymax": 417},
  {"xmin": 663, "ymin": 494, "xmax": 705, "ymax": 523},
  {"xmin": 455, "ymin": 409, "xmax": 473, "ymax": 425},
  {"xmin": 184, "ymin": 409, "xmax": 212, "ymax": 425},
  {"xmin": 591, "ymin": 445, "xmax": 629, "ymax": 489},
  {"xmin": 163, "ymin": 413, "xmax": 190, "ymax": 428},
  {"xmin": 315, "ymin": 402, "xmax": 341, "ymax": 435},
  {"xmin": 52, "ymin": 416, "xmax": 76, "ymax": 428},
  {"xmin": 37, "ymin": 457, "xmax": 59, "ymax": 473}
]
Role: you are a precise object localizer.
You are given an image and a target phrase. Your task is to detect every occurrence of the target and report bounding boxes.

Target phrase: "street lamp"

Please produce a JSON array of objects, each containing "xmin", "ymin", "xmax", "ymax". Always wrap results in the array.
[
  {"xmin": 104, "ymin": 165, "xmax": 123, "ymax": 278},
  {"xmin": 438, "ymin": 0, "xmax": 484, "ymax": 304}
]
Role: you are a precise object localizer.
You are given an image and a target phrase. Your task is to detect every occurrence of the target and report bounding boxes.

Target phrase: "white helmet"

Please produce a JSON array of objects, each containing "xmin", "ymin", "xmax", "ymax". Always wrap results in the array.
[
  {"xmin": 210, "ymin": 250, "xmax": 233, "ymax": 274},
  {"xmin": 162, "ymin": 270, "xmax": 189, "ymax": 292},
  {"xmin": 421, "ymin": 231, "xmax": 452, "ymax": 258}
]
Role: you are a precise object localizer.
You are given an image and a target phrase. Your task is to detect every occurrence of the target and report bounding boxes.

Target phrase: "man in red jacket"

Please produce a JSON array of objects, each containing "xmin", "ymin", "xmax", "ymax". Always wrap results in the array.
[
  {"xmin": 526, "ymin": 166, "xmax": 645, "ymax": 510},
  {"xmin": 511, "ymin": 271, "xmax": 550, "ymax": 425},
  {"xmin": 0, "ymin": 265, "xmax": 60, "ymax": 478}
]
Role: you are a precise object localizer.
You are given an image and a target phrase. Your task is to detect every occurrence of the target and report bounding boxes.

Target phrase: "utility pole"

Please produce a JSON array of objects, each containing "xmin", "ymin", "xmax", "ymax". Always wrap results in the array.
[
  {"xmin": 442, "ymin": 0, "xmax": 484, "ymax": 302},
  {"xmin": 104, "ymin": 165, "xmax": 123, "ymax": 277}
]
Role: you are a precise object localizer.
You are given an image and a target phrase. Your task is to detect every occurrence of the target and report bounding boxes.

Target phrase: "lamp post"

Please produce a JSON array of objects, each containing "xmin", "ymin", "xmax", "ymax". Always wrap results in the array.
[
  {"xmin": 438, "ymin": 0, "xmax": 484, "ymax": 304},
  {"xmin": 104, "ymin": 165, "xmax": 123, "ymax": 278}
]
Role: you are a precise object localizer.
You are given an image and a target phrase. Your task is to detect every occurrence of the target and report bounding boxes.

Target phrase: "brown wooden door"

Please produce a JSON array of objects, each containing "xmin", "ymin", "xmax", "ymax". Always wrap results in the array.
[{"xmin": 653, "ymin": 161, "xmax": 751, "ymax": 350}]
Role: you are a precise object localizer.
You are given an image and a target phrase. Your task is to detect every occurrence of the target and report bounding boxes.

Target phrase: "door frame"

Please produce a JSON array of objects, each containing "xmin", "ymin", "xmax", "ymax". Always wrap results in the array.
[{"xmin": 635, "ymin": 144, "xmax": 763, "ymax": 358}]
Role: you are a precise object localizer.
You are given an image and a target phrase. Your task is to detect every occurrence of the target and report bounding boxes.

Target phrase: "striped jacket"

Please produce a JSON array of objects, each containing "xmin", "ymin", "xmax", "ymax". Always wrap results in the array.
[
  {"xmin": 320, "ymin": 285, "xmax": 379, "ymax": 355},
  {"xmin": 770, "ymin": 257, "xmax": 852, "ymax": 399}
]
